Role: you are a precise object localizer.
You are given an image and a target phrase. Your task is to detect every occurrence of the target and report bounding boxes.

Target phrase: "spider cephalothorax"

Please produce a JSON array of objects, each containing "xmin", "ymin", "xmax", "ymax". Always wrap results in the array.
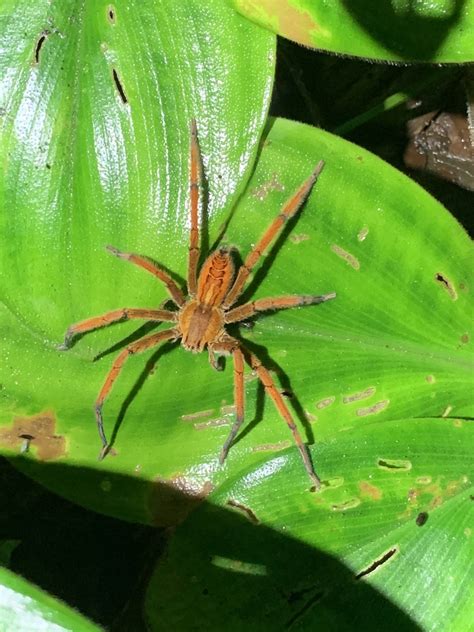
[{"xmin": 61, "ymin": 120, "xmax": 335, "ymax": 490}]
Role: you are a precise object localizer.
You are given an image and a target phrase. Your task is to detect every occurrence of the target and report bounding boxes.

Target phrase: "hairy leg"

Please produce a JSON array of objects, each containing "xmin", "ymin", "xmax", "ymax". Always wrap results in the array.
[
  {"xmin": 208, "ymin": 339, "xmax": 245, "ymax": 464},
  {"xmin": 243, "ymin": 345, "xmax": 321, "ymax": 490},
  {"xmin": 95, "ymin": 328, "xmax": 179, "ymax": 457},
  {"xmin": 187, "ymin": 119, "xmax": 203, "ymax": 296},
  {"xmin": 106, "ymin": 246, "xmax": 185, "ymax": 306},
  {"xmin": 225, "ymin": 292, "xmax": 336, "ymax": 324},
  {"xmin": 60, "ymin": 308, "xmax": 177, "ymax": 349},
  {"xmin": 222, "ymin": 160, "xmax": 325, "ymax": 309}
]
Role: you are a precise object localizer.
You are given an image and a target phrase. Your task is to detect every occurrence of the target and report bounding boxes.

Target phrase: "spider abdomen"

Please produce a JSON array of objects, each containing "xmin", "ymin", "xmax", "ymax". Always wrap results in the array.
[{"xmin": 179, "ymin": 301, "xmax": 224, "ymax": 353}]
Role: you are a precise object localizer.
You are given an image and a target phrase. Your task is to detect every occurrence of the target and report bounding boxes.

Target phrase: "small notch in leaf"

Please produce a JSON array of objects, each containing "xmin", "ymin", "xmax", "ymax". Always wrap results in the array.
[{"xmin": 112, "ymin": 68, "xmax": 128, "ymax": 104}]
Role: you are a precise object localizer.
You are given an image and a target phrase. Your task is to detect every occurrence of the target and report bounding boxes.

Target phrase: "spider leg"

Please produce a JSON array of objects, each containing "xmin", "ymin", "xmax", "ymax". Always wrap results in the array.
[
  {"xmin": 187, "ymin": 119, "xmax": 203, "ymax": 297},
  {"xmin": 208, "ymin": 347, "xmax": 224, "ymax": 371},
  {"xmin": 225, "ymin": 292, "xmax": 336, "ymax": 324},
  {"xmin": 95, "ymin": 327, "xmax": 179, "ymax": 457},
  {"xmin": 106, "ymin": 246, "xmax": 185, "ymax": 306},
  {"xmin": 239, "ymin": 341, "xmax": 321, "ymax": 490},
  {"xmin": 211, "ymin": 336, "xmax": 320, "ymax": 489},
  {"xmin": 223, "ymin": 160, "xmax": 325, "ymax": 309},
  {"xmin": 59, "ymin": 308, "xmax": 177, "ymax": 349},
  {"xmin": 208, "ymin": 338, "xmax": 245, "ymax": 463}
]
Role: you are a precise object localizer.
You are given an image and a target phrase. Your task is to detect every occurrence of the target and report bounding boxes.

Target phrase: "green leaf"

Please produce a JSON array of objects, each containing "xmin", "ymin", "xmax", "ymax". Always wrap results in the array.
[
  {"xmin": 0, "ymin": 1, "xmax": 274, "ymax": 522},
  {"xmin": 230, "ymin": 0, "xmax": 474, "ymax": 63},
  {"xmin": 1, "ymin": 115, "xmax": 471, "ymax": 525},
  {"xmin": 145, "ymin": 418, "xmax": 473, "ymax": 631},
  {"xmin": 0, "ymin": 567, "xmax": 101, "ymax": 632}
]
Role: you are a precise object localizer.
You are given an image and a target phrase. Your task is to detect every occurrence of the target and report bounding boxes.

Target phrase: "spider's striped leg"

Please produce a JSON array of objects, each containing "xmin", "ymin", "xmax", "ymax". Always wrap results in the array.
[
  {"xmin": 187, "ymin": 119, "xmax": 203, "ymax": 297},
  {"xmin": 106, "ymin": 246, "xmax": 185, "ymax": 306},
  {"xmin": 95, "ymin": 328, "xmax": 179, "ymax": 458},
  {"xmin": 224, "ymin": 293, "xmax": 336, "ymax": 324},
  {"xmin": 242, "ymin": 345, "xmax": 321, "ymax": 491},
  {"xmin": 59, "ymin": 308, "xmax": 177, "ymax": 350},
  {"xmin": 222, "ymin": 160, "xmax": 325, "ymax": 309},
  {"xmin": 208, "ymin": 338, "xmax": 245, "ymax": 464}
]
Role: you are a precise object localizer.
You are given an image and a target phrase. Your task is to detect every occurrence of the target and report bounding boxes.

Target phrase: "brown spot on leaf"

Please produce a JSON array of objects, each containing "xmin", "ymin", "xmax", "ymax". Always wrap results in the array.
[
  {"xmin": 357, "ymin": 399, "xmax": 389, "ymax": 417},
  {"xmin": 316, "ymin": 396, "xmax": 335, "ymax": 410},
  {"xmin": 289, "ymin": 233, "xmax": 310, "ymax": 244},
  {"xmin": 180, "ymin": 409, "xmax": 214, "ymax": 422},
  {"xmin": 425, "ymin": 374, "xmax": 436, "ymax": 384},
  {"xmin": 0, "ymin": 411, "xmax": 66, "ymax": 460},
  {"xmin": 359, "ymin": 481, "xmax": 382, "ymax": 501},
  {"xmin": 194, "ymin": 418, "xmax": 230, "ymax": 431},
  {"xmin": 330, "ymin": 244, "xmax": 360, "ymax": 270},
  {"xmin": 250, "ymin": 173, "xmax": 284, "ymax": 201},
  {"xmin": 252, "ymin": 440, "xmax": 291, "ymax": 453},
  {"xmin": 416, "ymin": 476, "xmax": 432, "ymax": 485},
  {"xmin": 343, "ymin": 386, "xmax": 375, "ymax": 404},
  {"xmin": 331, "ymin": 498, "xmax": 360, "ymax": 512},
  {"xmin": 236, "ymin": 0, "xmax": 324, "ymax": 47},
  {"xmin": 460, "ymin": 333, "xmax": 469, "ymax": 344},
  {"xmin": 149, "ymin": 476, "xmax": 214, "ymax": 527}
]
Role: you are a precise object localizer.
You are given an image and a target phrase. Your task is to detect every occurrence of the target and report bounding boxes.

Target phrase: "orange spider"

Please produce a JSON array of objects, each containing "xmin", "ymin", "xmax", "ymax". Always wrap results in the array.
[{"xmin": 60, "ymin": 121, "xmax": 335, "ymax": 490}]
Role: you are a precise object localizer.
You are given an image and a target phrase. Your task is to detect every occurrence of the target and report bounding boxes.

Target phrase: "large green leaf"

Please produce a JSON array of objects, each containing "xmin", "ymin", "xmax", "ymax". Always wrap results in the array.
[
  {"xmin": 231, "ymin": 0, "xmax": 474, "ymax": 63},
  {"xmin": 0, "ymin": 2, "xmax": 275, "ymax": 522},
  {"xmin": 0, "ymin": 114, "xmax": 471, "ymax": 524},
  {"xmin": 0, "ymin": 567, "xmax": 101, "ymax": 632},
  {"xmin": 145, "ymin": 418, "xmax": 473, "ymax": 631}
]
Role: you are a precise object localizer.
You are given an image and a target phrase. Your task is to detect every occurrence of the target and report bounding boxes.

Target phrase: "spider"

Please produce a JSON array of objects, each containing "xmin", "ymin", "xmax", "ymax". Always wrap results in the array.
[{"xmin": 60, "ymin": 120, "xmax": 335, "ymax": 490}]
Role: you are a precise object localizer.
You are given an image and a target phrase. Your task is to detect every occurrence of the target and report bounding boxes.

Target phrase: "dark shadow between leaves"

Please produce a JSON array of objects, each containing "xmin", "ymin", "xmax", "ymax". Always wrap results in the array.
[
  {"xmin": 5, "ymin": 457, "xmax": 421, "ymax": 631},
  {"xmin": 341, "ymin": 0, "xmax": 467, "ymax": 61}
]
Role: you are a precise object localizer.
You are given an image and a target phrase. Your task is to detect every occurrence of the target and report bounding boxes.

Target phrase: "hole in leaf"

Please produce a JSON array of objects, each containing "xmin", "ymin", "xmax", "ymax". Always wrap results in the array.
[
  {"xmin": 356, "ymin": 547, "xmax": 398, "ymax": 580},
  {"xmin": 435, "ymin": 272, "xmax": 457, "ymax": 300},
  {"xmin": 107, "ymin": 5, "xmax": 116, "ymax": 23},
  {"xmin": 416, "ymin": 511, "xmax": 429, "ymax": 526},
  {"xmin": 112, "ymin": 68, "xmax": 128, "ymax": 103},
  {"xmin": 377, "ymin": 458, "xmax": 412, "ymax": 471},
  {"xmin": 34, "ymin": 32, "xmax": 48, "ymax": 64}
]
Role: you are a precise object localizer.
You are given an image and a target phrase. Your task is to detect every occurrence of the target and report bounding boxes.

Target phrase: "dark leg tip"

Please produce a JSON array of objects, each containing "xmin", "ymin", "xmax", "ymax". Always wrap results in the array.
[
  {"xmin": 309, "ymin": 475, "xmax": 322, "ymax": 493},
  {"xmin": 57, "ymin": 332, "xmax": 73, "ymax": 351},
  {"xmin": 98, "ymin": 444, "xmax": 109, "ymax": 461}
]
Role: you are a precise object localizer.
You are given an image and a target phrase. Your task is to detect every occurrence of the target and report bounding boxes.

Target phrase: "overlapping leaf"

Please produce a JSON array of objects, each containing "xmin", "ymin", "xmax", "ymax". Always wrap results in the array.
[{"xmin": 231, "ymin": 0, "xmax": 474, "ymax": 62}]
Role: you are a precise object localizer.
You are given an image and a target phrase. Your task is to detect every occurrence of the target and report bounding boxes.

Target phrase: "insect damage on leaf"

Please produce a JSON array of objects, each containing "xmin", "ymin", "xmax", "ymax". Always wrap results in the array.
[{"xmin": 0, "ymin": 411, "xmax": 66, "ymax": 460}]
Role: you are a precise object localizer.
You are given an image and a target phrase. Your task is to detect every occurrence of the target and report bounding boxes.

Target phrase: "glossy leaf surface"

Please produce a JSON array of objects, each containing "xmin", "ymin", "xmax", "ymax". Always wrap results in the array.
[
  {"xmin": 231, "ymin": 0, "xmax": 474, "ymax": 62},
  {"xmin": 0, "ymin": 1, "xmax": 275, "ymax": 521},
  {"xmin": 1, "ymin": 114, "xmax": 472, "ymax": 524},
  {"xmin": 0, "ymin": 567, "xmax": 100, "ymax": 632},
  {"xmin": 146, "ymin": 418, "xmax": 473, "ymax": 630}
]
